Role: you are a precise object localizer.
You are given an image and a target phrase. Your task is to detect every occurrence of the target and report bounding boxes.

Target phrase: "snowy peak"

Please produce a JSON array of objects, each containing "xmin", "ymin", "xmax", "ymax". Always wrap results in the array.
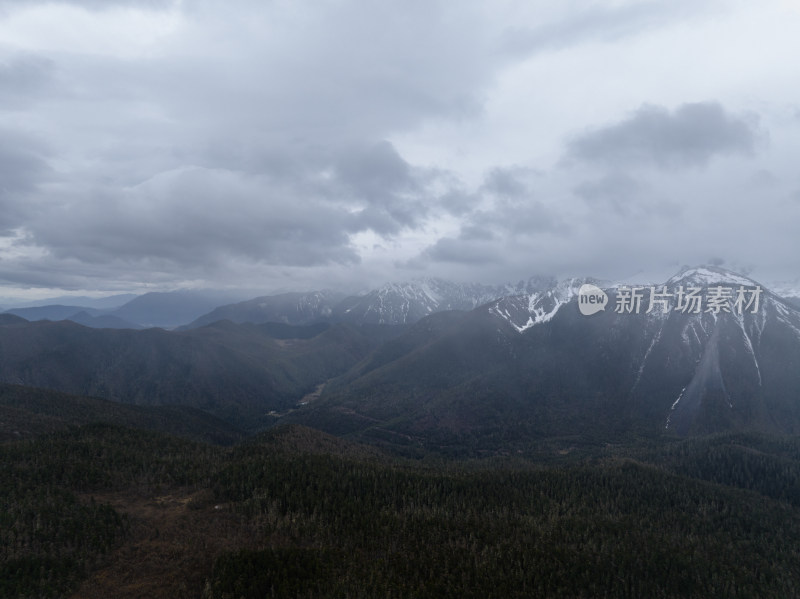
[
  {"xmin": 479, "ymin": 265, "xmax": 800, "ymax": 435},
  {"xmin": 664, "ymin": 265, "xmax": 761, "ymax": 289},
  {"xmin": 184, "ymin": 267, "xmax": 797, "ymax": 336},
  {"xmin": 335, "ymin": 278, "xmax": 516, "ymax": 325},
  {"xmin": 621, "ymin": 270, "xmax": 800, "ymax": 435}
]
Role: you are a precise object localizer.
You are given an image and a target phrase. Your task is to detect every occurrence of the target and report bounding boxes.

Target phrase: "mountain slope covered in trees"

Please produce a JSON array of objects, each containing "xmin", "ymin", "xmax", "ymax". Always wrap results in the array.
[{"xmin": 3, "ymin": 423, "xmax": 800, "ymax": 598}]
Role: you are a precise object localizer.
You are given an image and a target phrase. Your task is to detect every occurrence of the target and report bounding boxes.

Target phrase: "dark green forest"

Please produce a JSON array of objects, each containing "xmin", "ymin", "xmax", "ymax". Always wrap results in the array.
[{"xmin": 3, "ymin": 417, "xmax": 800, "ymax": 598}]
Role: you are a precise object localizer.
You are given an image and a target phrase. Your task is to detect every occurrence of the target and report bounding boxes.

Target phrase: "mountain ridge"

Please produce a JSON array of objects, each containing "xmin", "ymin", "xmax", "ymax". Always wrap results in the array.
[{"xmin": 183, "ymin": 275, "xmax": 559, "ymax": 329}]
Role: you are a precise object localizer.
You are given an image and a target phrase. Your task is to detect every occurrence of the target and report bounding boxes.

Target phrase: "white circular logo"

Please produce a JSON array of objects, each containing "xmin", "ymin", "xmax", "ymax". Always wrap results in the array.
[{"xmin": 578, "ymin": 284, "xmax": 608, "ymax": 316}]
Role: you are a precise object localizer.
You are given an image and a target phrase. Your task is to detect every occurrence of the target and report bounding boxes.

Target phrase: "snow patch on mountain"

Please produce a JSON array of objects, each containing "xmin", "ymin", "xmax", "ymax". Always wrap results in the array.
[
  {"xmin": 633, "ymin": 315, "xmax": 669, "ymax": 391},
  {"xmin": 734, "ymin": 309, "xmax": 762, "ymax": 385},
  {"xmin": 666, "ymin": 388, "xmax": 687, "ymax": 430},
  {"xmin": 489, "ymin": 278, "xmax": 598, "ymax": 333}
]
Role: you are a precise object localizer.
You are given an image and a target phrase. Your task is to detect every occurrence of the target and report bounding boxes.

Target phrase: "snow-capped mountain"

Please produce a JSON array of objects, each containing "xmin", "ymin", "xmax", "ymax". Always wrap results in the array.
[
  {"xmin": 295, "ymin": 266, "xmax": 800, "ymax": 442},
  {"xmin": 186, "ymin": 266, "xmax": 798, "ymax": 335},
  {"xmin": 621, "ymin": 266, "xmax": 800, "ymax": 435},
  {"xmin": 489, "ymin": 266, "xmax": 770, "ymax": 335},
  {"xmin": 333, "ymin": 277, "xmax": 556, "ymax": 325},
  {"xmin": 482, "ymin": 265, "xmax": 800, "ymax": 434}
]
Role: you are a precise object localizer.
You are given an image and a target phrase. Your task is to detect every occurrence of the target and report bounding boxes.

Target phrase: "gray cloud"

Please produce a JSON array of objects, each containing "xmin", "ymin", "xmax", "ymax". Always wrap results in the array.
[
  {"xmin": 437, "ymin": 189, "xmax": 482, "ymax": 217},
  {"xmin": 459, "ymin": 224, "xmax": 495, "ymax": 241},
  {"xmin": 0, "ymin": 53, "xmax": 55, "ymax": 109},
  {"xmin": 0, "ymin": 129, "xmax": 50, "ymax": 193},
  {"xmin": 487, "ymin": 199, "xmax": 564, "ymax": 236},
  {"xmin": 335, "ymin": 141, "xmax": 417, "ymax": 198},
  {"xmin": 0, "ymin": 2, "xmax": 797, "ymax": 294},
  {"xmin": 189, "ymin": 139, "xmax": 437, "ymax": 237},
  {"xmin": 0, "ymin": 0, "xmax": 504, "ymax": 290},
  {"xmin": 476, "ymin": 167, "xmax": 564, "ymax": 237},
  {"xmin": 10, "ymin": 136, "xmax": 461, "ymax": 283},
  {"xmin": 25, "ymin": 167, "xmax": 361, "ymax": 270},
  {"xmin": 566, "ymin": 102, "xmax": 760, "ymax": 169},
  {"xmin": 502, "ymin": 1, "xmax": 704, "ymax": 56},
  {"xmin": 482, "ymin": 166, "xmax": 532, "ymax": 198},
  {"xmin": 747, "ymin": 169, "xmax": 778, "ymax": 189},
  {"xmin": 333, "ymin": 141, "xmax": 429, "ymax": 234},
  {"xmin": 412, "ymin": 166, "xmax": 565, "ymax": 270},
  {"xmin": 575, "ymin": 173, "xmax": 643, "ymax": 210},
  {"xmin": 0, "ymin": 130, "xmax": 51, "ymax": 234},
  {"xmin": 419, "ymin": 237, "xmax": 501, "ymax": 266},
  {"xmin": 0, "ymin": 0, "xmax": 172, "ymax": 10},
  {"xmin": 134, "ymin": 2, "xmax": 500, "ymax": 151},
  {"xmin": 413, "ymin": 199, "xmax": 564, "ymax": 270},
  {"xmin": 0, "ymin": 1, "xmax": 505, "ymax": 277},
  {"xmin": 573, "ymin": 172, "xmax": 680, "ymax": 219}
]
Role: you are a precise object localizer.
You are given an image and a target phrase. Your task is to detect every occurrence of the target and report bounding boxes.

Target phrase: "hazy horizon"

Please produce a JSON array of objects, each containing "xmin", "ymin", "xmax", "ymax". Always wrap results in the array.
[{"xmin": 2, "ymin": 262, "xmax": 797, "ymax": 311}]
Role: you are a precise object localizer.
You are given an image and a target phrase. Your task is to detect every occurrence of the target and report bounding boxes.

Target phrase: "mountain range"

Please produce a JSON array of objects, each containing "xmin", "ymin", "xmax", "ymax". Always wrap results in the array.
[
  {"xmin": 5, "ymin": 266, "xmax": 800, "ymax": 597},
  {"xmin": 1, "ymin": 266, "xmax": 799, "ymax": 448},
  {"xmin": 2, "ymin": 279, "xmax": 557, "ymax": 330},
  {"xmin": 4, "ymin": 271, "xmax": 799, "ymax": 333},
  {"xmin": 2, "ymin": 289, "xmax": 251, "ymax": 329},
  {"xmin": 182, "ymin": 276, "xmax": 559, "ymax": 329}
]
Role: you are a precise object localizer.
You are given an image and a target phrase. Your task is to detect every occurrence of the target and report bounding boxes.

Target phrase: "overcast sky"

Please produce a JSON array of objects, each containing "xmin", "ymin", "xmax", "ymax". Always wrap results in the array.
[{"xmin": 1, "ymin": 0, "xmax": 799, "ymax": 300}]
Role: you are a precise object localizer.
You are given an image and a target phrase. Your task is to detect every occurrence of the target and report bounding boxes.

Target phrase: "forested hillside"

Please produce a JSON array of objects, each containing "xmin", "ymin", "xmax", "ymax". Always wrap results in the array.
[{"xmin": 3, "ymin": 423, "xmax": 800, "ymax": 598}]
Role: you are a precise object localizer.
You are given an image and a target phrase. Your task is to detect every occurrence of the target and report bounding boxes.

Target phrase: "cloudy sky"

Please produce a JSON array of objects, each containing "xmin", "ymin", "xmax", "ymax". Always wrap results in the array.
[{"xmin": 1, "ymin": 0, "xmax": 799, "ymax": 300}]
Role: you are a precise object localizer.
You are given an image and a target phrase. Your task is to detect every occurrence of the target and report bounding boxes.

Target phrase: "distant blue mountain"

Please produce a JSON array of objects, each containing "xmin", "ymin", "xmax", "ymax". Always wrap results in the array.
[
  {"xmin": 6, "ymin": 305, "xmax": 103, "ymax": 322},
  {"xmin": 109, "ymin": 289, "xmax": 253, "ymax": 328},
  {"xmin": 4, "ymin": 294, "xmax": 136, "ymax": 311}
]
